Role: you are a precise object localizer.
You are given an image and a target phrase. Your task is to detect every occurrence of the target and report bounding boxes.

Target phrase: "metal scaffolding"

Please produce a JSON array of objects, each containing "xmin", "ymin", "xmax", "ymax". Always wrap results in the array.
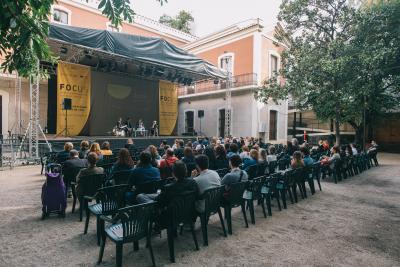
[{"xmin": 224, "ymin": 58, "xmax": 233, "ymax": 137}]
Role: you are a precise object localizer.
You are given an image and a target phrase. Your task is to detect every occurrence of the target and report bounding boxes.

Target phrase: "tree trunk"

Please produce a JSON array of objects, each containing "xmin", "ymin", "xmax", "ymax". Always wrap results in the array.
[{"xmin": 335, "ymin": 119, "xmax": 341, "ymax": 146}]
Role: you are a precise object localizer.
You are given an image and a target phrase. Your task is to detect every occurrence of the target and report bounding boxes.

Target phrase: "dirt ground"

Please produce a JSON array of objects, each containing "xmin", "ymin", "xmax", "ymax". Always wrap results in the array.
[{"xmin": 0, "ymin": 153, "xmax": 399, "ymax": 267}]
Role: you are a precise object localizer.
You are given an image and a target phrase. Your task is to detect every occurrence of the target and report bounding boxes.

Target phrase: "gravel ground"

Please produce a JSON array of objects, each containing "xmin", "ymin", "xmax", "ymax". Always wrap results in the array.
[{"xmin": 0, "ymin": 153, "xmax": 399, "ymax": 267}]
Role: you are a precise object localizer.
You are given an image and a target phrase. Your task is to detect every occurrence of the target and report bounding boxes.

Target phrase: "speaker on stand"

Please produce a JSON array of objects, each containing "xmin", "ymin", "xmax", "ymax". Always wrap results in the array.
[
  {"xmin": 198, "ymin": 110, "xmax": 204, "ymax": 136},
  {"xmin": 56, "ymin": 98, "xmax": 72, "ymax": 137}
]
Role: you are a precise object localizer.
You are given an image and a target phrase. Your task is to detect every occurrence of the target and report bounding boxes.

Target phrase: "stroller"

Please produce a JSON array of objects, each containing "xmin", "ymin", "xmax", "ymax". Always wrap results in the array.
[{"xmin": 41, "ymin": 164, "xmax": 67, "ymax": 219}]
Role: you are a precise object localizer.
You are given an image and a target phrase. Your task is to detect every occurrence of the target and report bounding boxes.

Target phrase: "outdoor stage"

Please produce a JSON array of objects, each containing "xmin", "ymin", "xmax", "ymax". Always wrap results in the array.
[{"xmin": 40, "ymin": 135, "xmax": 195, "ymax": 152}]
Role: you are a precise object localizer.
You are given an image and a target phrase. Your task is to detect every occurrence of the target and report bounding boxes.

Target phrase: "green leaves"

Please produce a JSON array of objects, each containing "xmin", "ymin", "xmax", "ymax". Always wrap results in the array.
[
  {"xmin": 0, "ymin": 0, "xmax": 166, "ymax": 78},
  {"xmin": 256, "ymin": 0, "xmax": 400, "ymax": 143},
  {"xmin": 159, "ymin": 10, "xmax": 194, "ymax": 34}
]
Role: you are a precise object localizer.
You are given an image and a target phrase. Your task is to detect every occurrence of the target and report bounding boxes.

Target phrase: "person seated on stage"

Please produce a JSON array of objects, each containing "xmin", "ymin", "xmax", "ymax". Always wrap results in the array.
[
  {"xmin": 116, "ymin": 117, "xmax": 123, "ymax": 129},
  {"xmin": 76, "ymin": 152, "xmax": 104, "ymax": 198},
  {"xmin": 159, "ymin": 148, "xmax": 179, "ymax": 179},
  {"xmin": 110, "ymin": 148, "xmax": 134, "ymax": 175},
  {"xmin": 125, "ymin": 117, "xmax": 133, "ymax": 136},
  {"xmin": 147, "ymin": 145, "xmax": 161, "ymax": 167},
  {"xmin": 56, "ymin": 142, "xmax": 74, "ymax": 164},
  {"xmin": 129, "ymin": 152, "xmax": 160, "ymax": 187},
  {"xmin": 100, "ymin": 141, "xmax": 113, "ymax": 156},
  {"xmin": 79, "ymin": 140, "xmax": 90, "ymax": 159},
  {"xmin": 136, "ymin": 161, "xmax": 198, "ymax": 205},
  {"xmin": 151, "ymin": 121, "xmax": 158, "ymax": 136},
  {"xmin": 89, "ymin": 142, "xmax": 103, "ymax": 160}
]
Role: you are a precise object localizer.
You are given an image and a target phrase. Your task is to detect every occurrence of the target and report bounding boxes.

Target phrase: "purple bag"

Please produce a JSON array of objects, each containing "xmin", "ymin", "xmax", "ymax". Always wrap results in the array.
[{"xmin": 41, "ymin": 171, "xmax": 67, "ymax": 218}]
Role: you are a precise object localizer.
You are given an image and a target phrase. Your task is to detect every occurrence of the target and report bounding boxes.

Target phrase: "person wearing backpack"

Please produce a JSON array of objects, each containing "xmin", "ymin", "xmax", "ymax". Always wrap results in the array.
[{"xmin": 221, "ymin": 155, "xmax": 248, "ymax": 186}]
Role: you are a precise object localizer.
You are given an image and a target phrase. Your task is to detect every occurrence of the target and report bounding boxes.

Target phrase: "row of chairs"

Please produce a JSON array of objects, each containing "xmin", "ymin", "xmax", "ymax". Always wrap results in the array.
[
  {"xmin": 326, "ymin": 152, "xmax": 379, "ymax": 183},
  {"xmin": 83, "ymin": 161, "xmax": 323, "ymax": 266}
]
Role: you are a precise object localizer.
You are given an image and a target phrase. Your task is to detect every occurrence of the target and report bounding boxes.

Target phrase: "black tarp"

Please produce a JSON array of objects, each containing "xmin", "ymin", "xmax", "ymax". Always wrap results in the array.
[{"xmin": 48, "ymin": 23, "xmax": 227, "ymax": 80}]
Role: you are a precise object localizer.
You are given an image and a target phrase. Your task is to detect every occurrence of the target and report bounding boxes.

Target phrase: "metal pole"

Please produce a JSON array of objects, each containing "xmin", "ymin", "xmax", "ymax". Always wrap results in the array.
[
  {"xmin": 363, "ymin": 95, "xmax": 366, "ymax": 151},
  {"xmin": 224, "ymin": 56, "xmax": 232, "ymax": 138}
]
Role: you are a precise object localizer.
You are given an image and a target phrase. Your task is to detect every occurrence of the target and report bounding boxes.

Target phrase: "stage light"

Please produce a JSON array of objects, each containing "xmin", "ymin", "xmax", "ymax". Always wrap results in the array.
[
  {"xmin": 60, "ymin": 47, "xmax": 68, "ymax": 54},
  {"xmin": 154, "ymin": 67, "xmax": 165, "ymax": 77}
]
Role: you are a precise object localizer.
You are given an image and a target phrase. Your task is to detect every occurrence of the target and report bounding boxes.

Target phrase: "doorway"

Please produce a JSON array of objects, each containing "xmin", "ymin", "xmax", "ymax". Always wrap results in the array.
[{"xmin": 185, "ymin": 110, "xmax": 194, "ymax": 134}]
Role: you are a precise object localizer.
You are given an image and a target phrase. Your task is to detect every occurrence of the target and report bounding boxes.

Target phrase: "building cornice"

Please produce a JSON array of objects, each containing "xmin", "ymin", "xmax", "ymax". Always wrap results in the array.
[
  {"xmin": 183, "ymin": 19, "xmax": 263, "ymax": 51},
  {"xmin": 59, "ymin": 0, "xmax": 197, "ymax": 43},
  {"xmin": 178, "ymin": 85, "xmax": 256, "ymax": 100}
]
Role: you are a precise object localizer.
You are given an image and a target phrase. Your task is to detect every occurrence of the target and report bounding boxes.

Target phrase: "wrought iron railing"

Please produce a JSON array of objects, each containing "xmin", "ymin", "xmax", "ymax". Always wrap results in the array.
[{"xmin": 178, "ymin": 73, "xmax": 258, "ymax": 96}]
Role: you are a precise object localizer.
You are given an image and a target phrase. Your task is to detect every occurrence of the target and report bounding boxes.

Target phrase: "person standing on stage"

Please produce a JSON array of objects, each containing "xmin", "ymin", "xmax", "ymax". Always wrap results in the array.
[{"xmin": 125, "ymin": 117, "xmax": 133, "ymax": 136}]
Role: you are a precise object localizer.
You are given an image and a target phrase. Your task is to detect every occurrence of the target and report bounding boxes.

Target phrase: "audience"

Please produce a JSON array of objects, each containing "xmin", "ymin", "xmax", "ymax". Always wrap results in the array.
[
  {"xmin": 147, "ymin": 145, "xmax": 161, "ymax": 167},
  {"xmin": 100, "ymin": 141, "xmax": 113, "ymax": 156},
  {"xmin": 78, "ymin": 140, "xmax": 90, "ymax": 159},
  {"xmin": 221, "ymin": 155, "xmax": 248, "ymax": 185},
  {"xmin": 239, "ymin": 146, "xmax": 250, "ymax": 160},
  {"xmin": 291, "ymin": 151, "xmax": 305, "ymax": 169},
  {"xmin": 227, "ymin": 143, "xmax": 239, "ymax": 158},
  {"xmin": 110, "ymin": 148, "xmax": 134, "ymax": 174},
  {"xmin": 203, "ymin": 147, "xmax": 217, "ymax": 170},
  {"xmin": 56, "ymin": 142, "xmax": 73, "ymax": 164},
  {"xmin": 267, "ymin": 145, "xmax": 277, "ymax": 162},
  {"xmin": 301, "ymin": 147, "xmax": 314, "ymax": 166},
  {"xmin": 191, "ymin": 154, "xmax": 221, "ymax": 213},
  {"xmin": 258, "ymin": 148, "xmax": 267, "ymax": 163},
  {"xmin": 351, "ymin": 143, "xmax": 358, "ymax": 155},
  {"xmin": 124, "ymin": 138, "xmax": 136, "ymax": 150},
  {"xmin": 215, "ymin": 145, "xmax": 229, "ymax": 169},
  {"xmin": 76, "ymin": 152, "xmax": 104, "ymax": 197},
  {"xmin": 159, "ymin": 148, "xmax": 179, "ymax": 179},
  {"xmin": 62, "ymin": 149, "xmax": 88, "ymax": 197},
  {"xmin": 242, "ymin": 149, "xmax": 258, "ymax": 171},
  {"xmin": 89, "ymin": 142, "xmax": 103, "ymax": 160},
  {"xmin": 129, "ymin": 152, "xmax": 160, "ymax": 186}
]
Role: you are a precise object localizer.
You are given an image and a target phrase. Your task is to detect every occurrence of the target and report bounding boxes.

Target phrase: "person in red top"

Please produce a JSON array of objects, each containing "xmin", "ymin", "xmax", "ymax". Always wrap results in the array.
[{"xmin": 159, "ymin": 148, "xmax": 178, "ymax": 179}]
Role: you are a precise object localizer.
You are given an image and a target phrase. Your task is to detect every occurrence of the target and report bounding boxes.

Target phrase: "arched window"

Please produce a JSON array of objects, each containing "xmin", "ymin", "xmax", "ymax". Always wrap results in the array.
[
  {"xmin": 218, "ymin": 53, "xmax": 235, "ymax": 75},
  {"xmin": 51, "ymin": 5, "xmax": 71, "ymax": 25}
]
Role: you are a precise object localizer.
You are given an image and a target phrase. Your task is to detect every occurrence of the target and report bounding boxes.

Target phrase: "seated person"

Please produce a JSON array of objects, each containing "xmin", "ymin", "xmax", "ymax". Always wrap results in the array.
[
  {"xmin": 62, "ymin": 149, "xmax": 88, "ymax": 196},
  {"xmin": 266, "ymin": 145, "xmax": 278, "ymax": 162},
  {"xmin": 291, "ymin": 151, "xmax": 305, "ymax": 169},
  {"xmin": 100, "ymin": 141, "xmax": 113, "ymax": 156},
  {"xmin": 110, "ymin": 148, "xmax": 134, "ymax": 175},
  {"xmin": 227, "ymin": 143, "xmax": 239, "ymax": 159},
  {"xmin": 56, "ymin": 142, "xmax": 73, "ymax": 164},
  {"xmin": 191, "ymin": 154, "xmax": 221, "ymax": 213},
  {"xmin": 129, "ymin": 152, "xmax": 160, "ymax": 186},
  {"xmin": 148, "ymin": 145, "xmax": 161, "ymax": 167},
  {"xmin": 221, "ymin": 155, "xmax": 248, "ymax": 185},
  {"xmin": 242, "ymin": 149, "xmax": 258, "ymax": 171},
  {"xmin": 79, "ymin": 140, "xmax": 90, "ymax": 159},
  {"xmin": 258, "ymin": 149, "xmax": 267, "ymax": 163},
  {"xmin": 76, "ymin": 152, "xmax": 104, "ymax": 197},
  {"xmin": 89, "ymin": 142, "xmax": 103, "ymax": 161},
  {"xmin": 159, "ymin": 148, "xmax": 178, "ymax": 179},
  {"xmin": 301, "ymin": 147, "xmax": 314, "ymax": 166},
  {"xmin": 124, "ymin": 138, "xmax": 136, "ymax": 150},
  {"xmin": 182, "ymin": 147, "xmax": 196, "ymax": 175},
  {"xmin": 215, "ymin": 145, "xmax": 229, "ymax": 170},
  {"xmin": 136, "ymin": 161, "xmax": 198, "ymax": 205}
]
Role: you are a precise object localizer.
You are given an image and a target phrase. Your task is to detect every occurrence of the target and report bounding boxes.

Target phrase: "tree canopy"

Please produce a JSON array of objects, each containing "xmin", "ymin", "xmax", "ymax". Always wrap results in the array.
[
  {"xmin": 0, "ymin": 0, "xmax": 166, "ymax": 78},
  {"xmin": 255, "ymin": 0, "xmax": 400, "ymax": 145},
  {"xmin": 159, "ymin": 10, "xmax": 194, "ymax": 34}
]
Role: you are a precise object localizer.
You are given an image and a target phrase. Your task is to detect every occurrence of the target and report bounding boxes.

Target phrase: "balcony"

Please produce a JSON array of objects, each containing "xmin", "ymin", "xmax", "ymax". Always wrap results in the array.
[{"xmin": 178, "ymin": 73, "xmax": 258, "ymax": 96}]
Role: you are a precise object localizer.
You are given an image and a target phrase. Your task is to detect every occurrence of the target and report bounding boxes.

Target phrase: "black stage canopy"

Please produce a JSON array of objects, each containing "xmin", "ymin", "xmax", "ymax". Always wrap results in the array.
[{"xmin": 47, "ymin": 23, "xmax": 226, "ymax": 84}]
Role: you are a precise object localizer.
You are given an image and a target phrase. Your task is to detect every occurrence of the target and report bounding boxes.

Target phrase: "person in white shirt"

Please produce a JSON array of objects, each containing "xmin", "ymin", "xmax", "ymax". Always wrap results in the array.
[
  {"xmin": 191, "ymin": 154, "xmax": 221, "ymax": 213},
  {"xmin": 266, "ymin": 145, "xmax": 278, "ymax": 162},
  {"xmin": 351, "ymin": 143, "xmax": 358, "ymax": 155}
]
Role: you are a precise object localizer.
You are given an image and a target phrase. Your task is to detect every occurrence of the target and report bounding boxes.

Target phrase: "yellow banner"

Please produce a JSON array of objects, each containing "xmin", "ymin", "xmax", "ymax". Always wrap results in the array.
[
  {"xmin": 159, "ymin": 81, "xmax": 178, "ymax": 135},
  {"xmin": 57, "ymin": 61, "xmax": 91, "ymax": 136}
]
